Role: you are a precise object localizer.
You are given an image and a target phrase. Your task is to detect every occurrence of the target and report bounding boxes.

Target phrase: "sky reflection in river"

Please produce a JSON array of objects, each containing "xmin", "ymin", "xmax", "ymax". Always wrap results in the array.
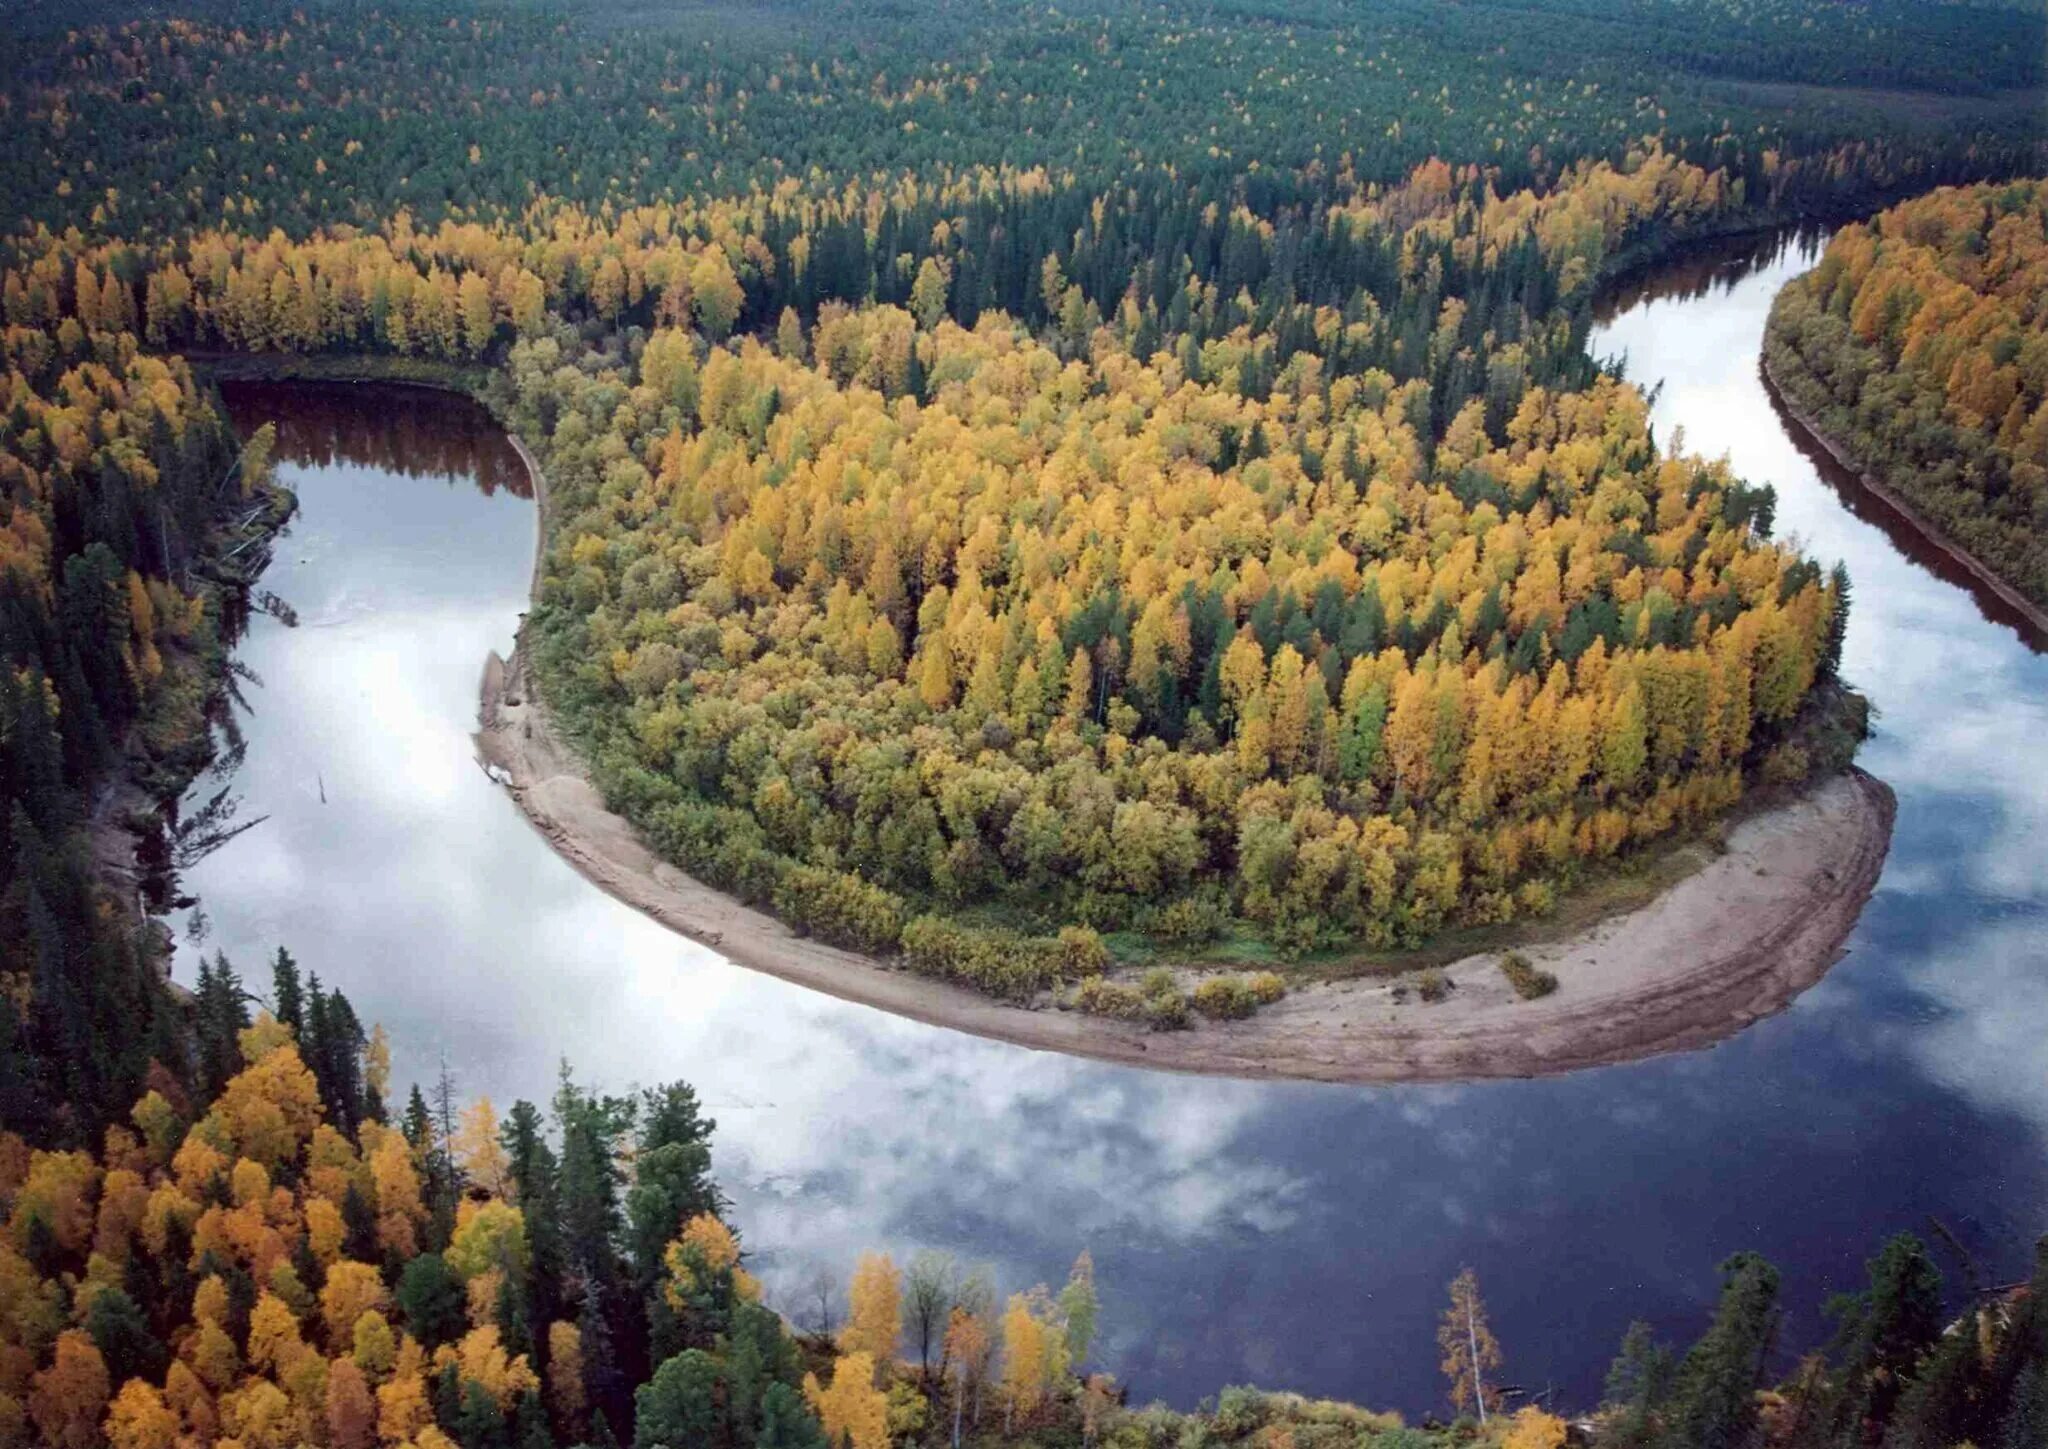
[{"xmin": 177, "ymin": 234, "xmax": 2047, "ymax": 1417}]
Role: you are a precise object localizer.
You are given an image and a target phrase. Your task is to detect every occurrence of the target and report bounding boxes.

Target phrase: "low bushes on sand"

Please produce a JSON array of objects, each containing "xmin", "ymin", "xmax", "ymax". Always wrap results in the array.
[
  {"xmin": 1500, "ymin": 950, "xmax": 1559, "ymax": 1000},
  {"xmin": 1192, "ymin": 972, "xmax": 1289, "ymax": 1020}
]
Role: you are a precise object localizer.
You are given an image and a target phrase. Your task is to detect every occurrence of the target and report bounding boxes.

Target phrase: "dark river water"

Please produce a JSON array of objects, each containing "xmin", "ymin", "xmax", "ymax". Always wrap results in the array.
[{"xmin": 183, "ymin": 232, "xmax": 2047, "ymax": 1419}]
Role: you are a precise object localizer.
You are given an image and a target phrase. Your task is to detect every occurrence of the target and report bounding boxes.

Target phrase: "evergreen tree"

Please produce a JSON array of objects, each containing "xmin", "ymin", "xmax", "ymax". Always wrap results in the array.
[
  {"xmin": 271, "ymin": 946, "xmax": 304, "ymax": 1038},
  {"xmin": 627, "ymin": 1082, "xmax": 721, "ymax": 1296},
  {"xmin": 1881, "ymin": 1309, "xmax": 1985, "ymax": 1449},
  {"xmin": 192, "ymin": 953, "xmax": 249, "ymax": 1097},
  {"xmin": 757, "ymin": 1382, "xmax": 829, "ymax": 1449},
  {"xmin": 1602, "ymin": 1319, "xmax": 1676, "ymax": 1447},
  {"xmin": 397, "ymin": 1254, "xmax": 468, "ymax": 1350},
  {"xmin": 1820, "ymin": 1234, "xmax": 1944, "ymax": 1447},
  {"xmin": 634, "ymin": 1349, "xmax": 724, "ymax": 1449},
  {"xmin": 1659, "ymin": 1253, "xmax": 1782, "ymax": 1449}
]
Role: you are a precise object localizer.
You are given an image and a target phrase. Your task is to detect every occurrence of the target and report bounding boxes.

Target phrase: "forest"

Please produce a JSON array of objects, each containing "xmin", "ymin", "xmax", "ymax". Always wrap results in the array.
[
  {"xmin": 2, "ymin": 141, "xmax": 1885, "ymax": 998},
  {"xmin": 3, "ymin": 943, "xmax": 2044, "ymax": 1449},
  {"xmin": 0, "ymin": 0, "xmax": 2045, "ymax": 1442},
  {"xmin": 2, "ymin": 0, "xmax": 2041, "ymax": 241},
  {"xmin": 1764, "ymin": 181, "xmax": 2048, "ymax": 608},
  {"xmin": 0, "ymin": 0, "xmax": 2041, "ymax": 1104}
]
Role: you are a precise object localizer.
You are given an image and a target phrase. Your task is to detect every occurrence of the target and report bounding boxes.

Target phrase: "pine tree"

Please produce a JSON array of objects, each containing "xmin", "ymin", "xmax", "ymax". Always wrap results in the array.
[
  {"xmin": 1601, "ymin": 1320, "xmax": 1675, "ymax": 1447},
  {"xmin": 1660, "ymin": 1253, "xmax": 1781, "ymax": 1449},
  {"xmin": 271, "ymin": 947, "xmax": 304, "ymax": 1039},
  {"xmin": 1821, "ymin": 1234, "xmax": 1944, "ymax": 1446}
]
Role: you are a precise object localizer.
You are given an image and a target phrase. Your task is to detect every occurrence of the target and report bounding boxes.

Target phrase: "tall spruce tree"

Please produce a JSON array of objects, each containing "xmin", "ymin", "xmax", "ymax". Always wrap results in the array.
[{"xmin": 1659, "ymin": 1253, "xmax": 1782, "ymax": 1449}]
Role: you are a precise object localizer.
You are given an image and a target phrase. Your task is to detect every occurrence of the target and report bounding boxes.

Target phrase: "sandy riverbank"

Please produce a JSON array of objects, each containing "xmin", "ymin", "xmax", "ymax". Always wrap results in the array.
[{"xmin": 477, "ymin": 636, "xmax": 1894, "ymax": 1083}]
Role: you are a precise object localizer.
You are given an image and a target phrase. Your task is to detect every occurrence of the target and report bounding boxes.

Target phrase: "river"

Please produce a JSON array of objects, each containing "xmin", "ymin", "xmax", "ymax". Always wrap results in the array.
[{"xmin": 178, "ymin": 232, "xmax": 2048, "ymax": 1419}]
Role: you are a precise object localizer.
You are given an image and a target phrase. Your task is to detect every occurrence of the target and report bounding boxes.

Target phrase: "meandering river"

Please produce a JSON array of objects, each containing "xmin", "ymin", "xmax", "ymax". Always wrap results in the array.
[{"xmin": 179, "ymin": 232, "xmax": 2048, "ymax": 1418}]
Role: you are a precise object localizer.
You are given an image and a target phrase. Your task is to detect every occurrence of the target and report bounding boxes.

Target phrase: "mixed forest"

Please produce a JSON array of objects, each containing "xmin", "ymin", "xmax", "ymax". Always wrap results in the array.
[
  {"xmin": 1764, "ymin": 180, "xmax": 2048, "ymax": 609},
  {"xmin": 3, "ymin": 944, "xmax": 2046, "ymax": 1449},
  {"xmin": 1, "ymin": 0, "xmax": 2046, "ymax": 1442}
]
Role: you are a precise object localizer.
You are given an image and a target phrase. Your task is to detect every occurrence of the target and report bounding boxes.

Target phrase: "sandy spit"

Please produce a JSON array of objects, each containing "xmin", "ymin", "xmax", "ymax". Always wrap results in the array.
[{"xmin": 476, "ymin": 429, "xmax": 1894, "ymax": 1083}]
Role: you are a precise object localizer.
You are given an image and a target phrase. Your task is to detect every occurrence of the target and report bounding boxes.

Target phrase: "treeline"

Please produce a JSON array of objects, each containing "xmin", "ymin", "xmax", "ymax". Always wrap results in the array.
[
  {"xmin": 0, "ymin": 309, "xmax": 291, "ymax": 1144},
  {"xmin": 1, "ymin": 0, "xmax": 2039, "ymax": 242},
  {"xmin": 1765, "ymin": 179, "xmax": 2048, "ymax": 607},
  {"xmin": 0, "ymin": 0, "xmax": 2018, "ymax": 1152},
  {"xmin": 1441, "ymin": 1234, "xmax": 2048, "ymax": 1449},
  {"xmin": 1, "ymin": 945, "xmax": 2043, "ymax": 1449},
  {"xmin": 0, "ymin": 945, "xmax": 1143, "ymax": 1449},
  {"xmin": 513, "ymin": 317, "xmax": 1849, "ymax": 967}
]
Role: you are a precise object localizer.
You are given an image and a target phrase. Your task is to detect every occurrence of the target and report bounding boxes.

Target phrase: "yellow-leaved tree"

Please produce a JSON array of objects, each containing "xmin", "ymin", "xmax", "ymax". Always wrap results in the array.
[
  {"xmin": 805, "ymin": 1352, "xmax": 890, "ymax": 1449},
  {"xmin": 1437, "ymin": 1267, "xmax": 1503, "ymax": 1423},
  {"xmin": 841, "ymin": 1251, "xmax": 902, "ymax": 1365}
]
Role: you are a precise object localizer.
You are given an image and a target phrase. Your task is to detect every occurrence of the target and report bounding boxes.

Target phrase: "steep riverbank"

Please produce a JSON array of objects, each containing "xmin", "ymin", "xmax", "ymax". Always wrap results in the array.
[
  {"xmin": 1760, "ymin": 349, "xmax": 2048, "ymax": 641},
  {"xmin": 474, "ymin": 414, "xmax": 1895, "ymax": 1080}
]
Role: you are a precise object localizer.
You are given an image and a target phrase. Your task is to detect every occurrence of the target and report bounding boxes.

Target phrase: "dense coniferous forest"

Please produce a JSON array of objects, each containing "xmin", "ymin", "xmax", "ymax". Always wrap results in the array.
[
  {"xmin": 2, "ymin": 0, "xmax": 2046, "ymax": 1442},
  {"xmin": 2, "ymin": 0, "xmax": 2042, "ymax": 240},
  {"xmin": 1764, "ymin": 181, "xmax": 2048, "ymax": 608}
]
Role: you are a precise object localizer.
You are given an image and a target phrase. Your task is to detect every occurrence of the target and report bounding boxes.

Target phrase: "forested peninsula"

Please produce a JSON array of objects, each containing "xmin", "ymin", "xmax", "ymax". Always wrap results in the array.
[
  {"xmin": 1764, "ymin": 181, "xmax": 2048, "ymax": 625},
  {"xmin": 451, "ymin": 149, "xmax": 1898, "ymax": 1066}
]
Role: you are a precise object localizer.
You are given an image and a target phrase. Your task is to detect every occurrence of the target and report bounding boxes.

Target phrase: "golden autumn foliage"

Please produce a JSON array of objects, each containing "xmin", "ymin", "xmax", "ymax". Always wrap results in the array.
[
  {"xmin": 1503, "ymin": 1406, "xmax": 1569, "ymax": 1449},
  {"xmin": 452, "ymin": 1098, "xmax": 510, "ymax": 1199},
  {"xmin": 28, "ymin": 1330, "xmax": 109, "ymax": 1449},
  {"xmin": 805, "ymin": 1351, "xmax": 891, "ymax": 1449},
  {"xmin": 1768, "ymin": 179, "xmax": 2048, "ymax": 605},
  {"xmin": 516, "ymin": 281, "xmax": 1847, "ymax": 972},
  {"xmin": 661, "ymin": 1211, "xmax": 760, "ymax": 1314},
  {"xmin": 841, "ymin": 1252, "xmax": 903, "ymax": 1365},
  {"xmin": 2, "ymin": 139, "xmax": 1871, "ymax": 1012},
  {"xmin": 0, "ymin": 1032, "xmax": 503, "ymax": 1449}
]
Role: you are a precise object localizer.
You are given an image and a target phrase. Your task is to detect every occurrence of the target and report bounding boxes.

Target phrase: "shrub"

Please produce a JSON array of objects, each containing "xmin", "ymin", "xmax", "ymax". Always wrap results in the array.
[
  {"xmin": 1071, "ymin": 970, "xmax": 1190, "ymax": 1029},
  {"xmin": 1415, "ymin": 968, "xmax": 1451, "ymax": 1003},
  {"xmin": 1144, "ymin": 991, "xmax": 1190, "ymax": 1031},
  {"xmin": 1055, "ymin": 925, "xmax": 1112, "ymax": 977},
  {"xmin": 899, "ymin": 915, "xmax": 1055, "ymax": 1002},
  {"xmin": 1071, "ymin": 976, "xmax": 1148, "ymax": 1020},
  {"xmin": 1140, "ymin": 967, "xmax": 1180, "ymax": 998},
  {"xmin": 1193, "ymin": 973, "xmax": 1286, "ymax": 1018},
  {"xmin": 1761, "ymin": 742, "xmax": 1812, "ymax": 785},
  {"xmin": 774, "ymin": 864, "xmax": 906, "ymax": 954},
  {"xmin": 1192, "ymin": 977, "xmax": 1257, "ymax": 1020},
  {"xmin": 1499, "ymin": 950, "xmax": 1558, "ymax": 1000},
  {"xmin": 1140, "ymin": 967, "xmax": 1191, "ymax": 1030},
  {"xmin": 1213, "ymin": 1387, "xmax": 1270, "ymax": 1437},
  {"xmin": 1515, "ymin": 880, "xmax": 1557, "ymax": 917},
  {"xmin": 1147, "ymin": 893, "xmax": 1228, "ymax": 946}
]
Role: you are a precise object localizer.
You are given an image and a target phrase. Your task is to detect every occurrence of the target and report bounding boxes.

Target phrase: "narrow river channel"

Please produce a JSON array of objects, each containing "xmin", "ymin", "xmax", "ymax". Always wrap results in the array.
[{"xmin": 178, "ymin": 231, "xmax": 2048, "ymax": 1418}]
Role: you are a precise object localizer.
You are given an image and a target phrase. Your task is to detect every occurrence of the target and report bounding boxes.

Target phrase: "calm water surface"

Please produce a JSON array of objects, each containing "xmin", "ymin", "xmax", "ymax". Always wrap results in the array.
[{"xmin": 182, "ymin": 235, "xmax": 2047, "ymax": 1416}]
